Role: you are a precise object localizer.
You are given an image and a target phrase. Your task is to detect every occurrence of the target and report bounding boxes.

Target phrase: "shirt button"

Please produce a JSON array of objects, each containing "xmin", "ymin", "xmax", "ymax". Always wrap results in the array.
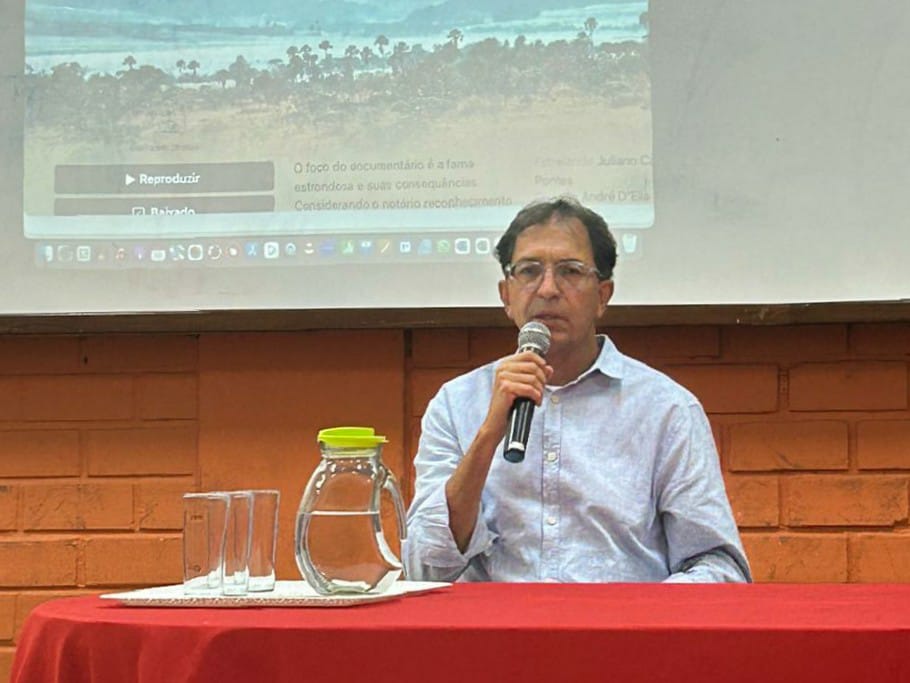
[
  {"xmin": 546, "ymin": 452, "xmax": 558, "ymax": 463},
  {"xmin": 550, "ymin": 395, "xmax": 560, "ymax": 405},
  {"xmin": 546, "ymin": 516, "xmax": 557, "ymax": 526}
]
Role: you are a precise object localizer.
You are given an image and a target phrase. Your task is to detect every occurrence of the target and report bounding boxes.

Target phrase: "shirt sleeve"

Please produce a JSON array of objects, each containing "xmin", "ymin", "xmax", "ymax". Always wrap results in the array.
[
  {"xmin": 403, "ymin": 385, "xmax": 498, "ymax": 582},
  {"xmin": 654, "ymin": 403, "xmax": 752, "ymax": 583}
]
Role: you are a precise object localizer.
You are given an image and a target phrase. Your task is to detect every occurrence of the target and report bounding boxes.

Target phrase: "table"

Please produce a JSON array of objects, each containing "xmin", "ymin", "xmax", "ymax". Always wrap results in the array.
[{"xmin": 11, "ymin": 583, "xmax": 910, "ymax": 683}]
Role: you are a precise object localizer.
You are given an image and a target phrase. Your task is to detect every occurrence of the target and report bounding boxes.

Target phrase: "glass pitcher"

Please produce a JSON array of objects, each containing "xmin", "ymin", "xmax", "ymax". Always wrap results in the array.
[{"xmin": 295, "ymin": 427, "xmax": 407, "ymax": 595}]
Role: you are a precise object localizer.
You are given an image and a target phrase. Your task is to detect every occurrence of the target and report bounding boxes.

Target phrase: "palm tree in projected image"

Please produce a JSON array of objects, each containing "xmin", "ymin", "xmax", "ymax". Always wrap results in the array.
[
  {"xmin": 122, "ymin": 55, "xmax": 136, "ymax": 71},
  {"xmin": 187, "ymin": 60, "xmax": 200, "ymax": 79},
  {"xmin": 374, "ymin": 34, "xmax": 389, "ymax": 56},
  {"xmin": 176, "ymin": 58, "xmax": 186, "ymax": 75},
  {"xmin": 447, "ymin": 28, "xmax": 463, "ymax": 49},
  {"xmin": 584, "ymin": 17, "xmax": 598, "ymax": 40},
  {"xmin": 389, "ymin": 41, "xmax": 409, "ymax": 76},
  {"xmin": 360, "ymin": 45, "xmax": 374, "ymax": 68},
  {"xmin": 318, "ymin": 39, "xmax": 333, "ymax": 59}
]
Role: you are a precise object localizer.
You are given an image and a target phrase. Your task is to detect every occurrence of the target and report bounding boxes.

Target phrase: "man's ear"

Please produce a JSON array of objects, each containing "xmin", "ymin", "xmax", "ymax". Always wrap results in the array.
[
  {"xmin": 597, "ymin": 280, "xmax": 614, "ymax": 317},
  {"xmin": 499, "ymin": 279, "xmax": 514, "ymax": 322}
]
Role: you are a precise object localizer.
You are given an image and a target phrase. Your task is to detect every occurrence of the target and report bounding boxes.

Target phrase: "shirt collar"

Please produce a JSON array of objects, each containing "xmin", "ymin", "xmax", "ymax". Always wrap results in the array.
[{"xmin": 587, "ymin": 334, "xmax": 624, "ymax": 380}]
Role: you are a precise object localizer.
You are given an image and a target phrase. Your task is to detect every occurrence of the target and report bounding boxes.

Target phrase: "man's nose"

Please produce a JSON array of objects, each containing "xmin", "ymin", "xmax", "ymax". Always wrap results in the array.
[{"xmin": 536, "ymin": 266, "xmax": 561, "ymax": 296}]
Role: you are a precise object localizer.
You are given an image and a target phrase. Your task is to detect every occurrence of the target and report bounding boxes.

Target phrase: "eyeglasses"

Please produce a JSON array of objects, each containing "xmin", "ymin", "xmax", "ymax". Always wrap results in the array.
[{"xmin": 504, "ymin": 259, "xmax": 603, "ymax": 290}]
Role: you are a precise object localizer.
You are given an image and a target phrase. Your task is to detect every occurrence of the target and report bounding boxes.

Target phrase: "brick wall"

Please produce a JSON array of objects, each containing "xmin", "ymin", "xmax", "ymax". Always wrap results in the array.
[{"xmin": 1, "ymin": 322, "xmax": 909, "ymax": 678}]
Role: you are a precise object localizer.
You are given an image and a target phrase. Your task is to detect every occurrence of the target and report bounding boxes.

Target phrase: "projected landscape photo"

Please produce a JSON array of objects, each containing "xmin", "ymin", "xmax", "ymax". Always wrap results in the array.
[{"xmin": 24, "ymin": 0, "xmax": 652, "ymax": 237}]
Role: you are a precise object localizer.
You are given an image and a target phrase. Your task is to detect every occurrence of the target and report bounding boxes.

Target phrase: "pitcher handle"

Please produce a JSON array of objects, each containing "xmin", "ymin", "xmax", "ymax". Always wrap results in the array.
[{"xmin": 381, "ymin": 469, "xmax": 408, "ymax": 576}]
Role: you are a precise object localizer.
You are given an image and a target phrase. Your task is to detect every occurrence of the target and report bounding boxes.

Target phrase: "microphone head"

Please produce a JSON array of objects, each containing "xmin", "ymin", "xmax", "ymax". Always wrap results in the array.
[{"xmin": 517, "ymin": 321, "xmax": 551, "ymax": 356}]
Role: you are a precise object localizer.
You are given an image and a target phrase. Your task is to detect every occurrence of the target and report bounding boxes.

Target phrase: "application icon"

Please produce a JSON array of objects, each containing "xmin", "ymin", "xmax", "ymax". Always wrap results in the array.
[
  {"xmin": 399, "ymin": 240, "xmax": 412, "ymax": 254},
  {"xmin": 75, "ymin": 246, "xmax": 92, "ymax": 262},
  {"xmin": 377, "ymin": 239, "xmax": 392, "ymax": 255},
  {"xmin": 39, "ymin": 245, "xmax": 54, "ymax": 263},
  {"xmin": 168, "ymin": 244, "xmax": 185, "ymax": 261},
  {"xmin": 454, "ymin": 238, "xmax": 471, "ymax": 255},
  {"xmin": 284, "ymin": 242, "xmax": 297, "ymax": 257},
  {"xmin": 187, "ymin": 244, "xmax": 204, "ymax": 261},
  {"xmin": 417, "ymin": 238, "xmax": 433, "ymax": 255},
  {"xmin": 474, "ymin": 237, "xmax": 492, "ymax": 255},
  {"xmin": 56, "ymin": 244, "xmax": 74, "ymax": 262},
  {"xmin": 244, "ymin": 242, "xmax": 259, "ymax": 257},
  {"xmin": 115, "ymin": 246, "xmax": 128, "ymax": 262},
  {"xmin": 341, "ymin": 240, "xmax": 355, "ymax": 255},
  {"xmin": 302, "ymin": 241, "xmax": 316, "ymax": 256},
  {"xmin": 133, "ymin": 245, "xmax": 147, "ymax": 261},
  {"xmin": 436, "ymin": 239, "xmax": 451, "ymax": 254},
  {"xmin": 227, "ymin": 243, "xmax": 241, "ymax": 258},
  {"xmin": 150, "ymin": 248, "xmax": 167, "ymax": 263},
  {"xmin": 263, "ymin": 241, "xmax": 280, "ymax": 259},
  {"xmin": 359, "ymin": 240, "xmax": 373, "ymax": 255},
  {"xmin": 207, "ymin": 244, "xmax": 223, "ymax": 260},
  {"xmin": 319, "ymin": 240, "xmax": 336, "ymax": 256}
]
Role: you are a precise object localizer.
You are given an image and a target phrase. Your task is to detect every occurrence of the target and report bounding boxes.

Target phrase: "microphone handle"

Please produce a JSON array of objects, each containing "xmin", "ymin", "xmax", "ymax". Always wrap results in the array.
[{"xmin": 503, "ymin": 397, "xmax": 535, "ymax": 463}]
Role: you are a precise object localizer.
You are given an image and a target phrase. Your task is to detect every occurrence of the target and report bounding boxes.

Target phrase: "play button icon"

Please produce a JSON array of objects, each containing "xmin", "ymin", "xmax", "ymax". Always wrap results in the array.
[{"xmin": 125, "ymin": 173, "xmax": 136, "ymax": 186}]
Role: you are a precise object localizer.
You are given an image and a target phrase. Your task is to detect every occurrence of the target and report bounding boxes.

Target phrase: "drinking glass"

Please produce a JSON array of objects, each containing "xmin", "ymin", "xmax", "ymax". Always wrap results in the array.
[
  {"xmin": 221, "ymin": 491, "xmax": 253, "ymax": 596},
  {"xmin": 247, "ymin": 489, "xmax": 280, "ymax": 592},
  {"xmin": 182, "ymin": 493, "xmax": 229, "ymax": 595}
]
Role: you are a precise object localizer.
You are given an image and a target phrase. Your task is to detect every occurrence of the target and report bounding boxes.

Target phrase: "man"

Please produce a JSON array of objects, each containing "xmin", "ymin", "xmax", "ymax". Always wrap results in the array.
[{"xmin": 404, "ymin": 196, "xmax": 750, "ymax": 583}]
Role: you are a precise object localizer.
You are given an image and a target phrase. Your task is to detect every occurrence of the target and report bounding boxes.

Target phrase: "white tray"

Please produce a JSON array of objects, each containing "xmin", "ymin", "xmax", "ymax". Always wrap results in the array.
[{"xmin": 100, "ymin": 580, "xmax": 450, "ymax": 608}]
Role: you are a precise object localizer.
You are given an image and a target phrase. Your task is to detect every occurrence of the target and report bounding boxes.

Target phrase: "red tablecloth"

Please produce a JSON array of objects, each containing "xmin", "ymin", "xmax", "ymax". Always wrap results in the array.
[{"xmin": 11, "ymin": 583, "xmax": 910, "ymax": 683}]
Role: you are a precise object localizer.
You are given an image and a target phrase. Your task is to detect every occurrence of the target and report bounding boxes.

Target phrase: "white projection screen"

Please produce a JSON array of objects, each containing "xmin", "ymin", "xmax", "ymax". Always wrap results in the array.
[{"xmin": 0, "ymin": 0, "xmax": 908, "ymax": 315}]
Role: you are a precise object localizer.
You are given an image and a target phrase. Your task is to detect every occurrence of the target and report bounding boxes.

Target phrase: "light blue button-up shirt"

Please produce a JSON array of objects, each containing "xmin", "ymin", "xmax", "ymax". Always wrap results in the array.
[{"xmin": 404, "ymin": 335, "xmax": 751, "ymax": 583}]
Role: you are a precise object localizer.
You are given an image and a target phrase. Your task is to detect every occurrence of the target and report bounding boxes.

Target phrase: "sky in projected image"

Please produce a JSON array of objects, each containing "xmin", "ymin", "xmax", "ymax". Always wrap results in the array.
[{"xmin": 23, "ymin": 0, "xmax": 653, "ymax": 246}]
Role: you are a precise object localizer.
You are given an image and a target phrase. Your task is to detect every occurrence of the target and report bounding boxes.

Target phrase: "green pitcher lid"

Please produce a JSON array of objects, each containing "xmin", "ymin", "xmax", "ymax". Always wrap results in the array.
[{"xmin": 317, "ymin": 426, "xmax": 388, "ymax": 447}]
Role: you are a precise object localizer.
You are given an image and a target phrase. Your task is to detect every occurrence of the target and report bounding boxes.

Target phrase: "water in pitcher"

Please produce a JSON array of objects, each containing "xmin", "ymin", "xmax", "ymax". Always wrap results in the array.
[{"xmin": 297, "ymin": 509, "xmax": 402, "ymax": 593}]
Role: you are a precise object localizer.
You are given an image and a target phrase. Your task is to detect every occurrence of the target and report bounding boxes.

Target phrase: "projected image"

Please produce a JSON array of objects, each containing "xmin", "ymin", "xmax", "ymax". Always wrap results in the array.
[{"xmin": 24, "ymin": 0, "xmax": 652, "ymax": 268}]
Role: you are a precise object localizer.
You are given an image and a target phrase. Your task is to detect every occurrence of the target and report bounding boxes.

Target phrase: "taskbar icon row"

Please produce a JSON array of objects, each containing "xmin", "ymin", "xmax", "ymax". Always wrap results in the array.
[{"xmin": 34, "ymin": 234, "xmax": 499, "ymax": 268}]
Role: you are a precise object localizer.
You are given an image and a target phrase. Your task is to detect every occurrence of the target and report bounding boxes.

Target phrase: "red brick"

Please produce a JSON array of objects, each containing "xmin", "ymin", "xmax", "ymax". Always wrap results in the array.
[
  {"xmin": 788, "ymin": 362, "xmax": 907, "ymax": 411},
  {"xmin": 725, "ymin": 476, "xmax": 779, "ymax": 527},
  {"xmin": 83, "ymin": 535, "xmax": 181, "ymax": 586},
  {"xmin": 608, "ymin": 326, "xmax": 720, "ymax": 360},
  {"xmin": 411, "ymin": 329, "xmax": 470, "ymax": 367},
  {"xmin": 0, "ymin": 378, "xmax": 22, "ymax": 420},
  {"xmin": 728, "ymin": 421, "xmax": 848, "ymax": 471},
  {"xmin": 782, "ymin": 476, "xmax": 908, "ymax": 527},
  {"xmin": 0, "ymin": 647, "xmax": 12, "ymax": 683},
  {"xmin": 722, "ymin": 325, "xmax": 847, "ymax": 361},
  {"xmin": 0, "ymin": 540, "xmax": 78, "ymax": 587},
  {"xmin": 851, "ymin": 323, "xmax": 910, "ymax": 357},
  {"xmin": 81, "ymin": 335, "xmax": 197, "ymax": 372},
  {"xmin": 0, "ymin": 430, "xmax": 80, "ymax": 477},
  {"xmin": 0, "ymin": 337, "xmax": 82, "ymax": 374},
  {"xmin": 136, "ymin": 374, "xmax": 197, "ymax": 419},
  {"xmin": 857, "ymin": 420, "xmax": 910, "ymax": 470},
  {"xmin": 21, "ymin": 376, "xmax": 133, "ymax": 421},
  {"xmin": 850, "ymin": 533, "xmax": 910, "ymax": 582},
  {"xmin": 136, "ymin": 479, "xmax": 193, "ymax": 530},
  {"xmin": 85, "ymin": 426, "xmax": 196, "ymax": 476},
  {"xmin": 409, "ymin": 369, "xmax": 463, "ymax": 417},
  {"xmin": 0, "ymin": 594, "xmax": 14, "ymax": 640},
  {"xmin": 22, "ymin": 483, "xmax": 133, "ymax": 530},
  {"xmin": 742, "ymin": 533, "xmax": 847, "ymax": 582},
  {"xmin": 663, "ymin": 365, "xmax": 779, "ymax": 414},
  {"xmin": 0, "ymin": 486, "xmax": 16, "ymax": 530},
  {"xmin": 468, "ymin": 328, "xmax": 514, "ymax": 364}
]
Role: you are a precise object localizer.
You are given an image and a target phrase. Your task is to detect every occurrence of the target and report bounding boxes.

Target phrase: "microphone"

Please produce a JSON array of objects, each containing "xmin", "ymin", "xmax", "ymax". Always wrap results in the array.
[{"xmin": 503, "ymin": 321, "xmax": 551, "ymax": 464}]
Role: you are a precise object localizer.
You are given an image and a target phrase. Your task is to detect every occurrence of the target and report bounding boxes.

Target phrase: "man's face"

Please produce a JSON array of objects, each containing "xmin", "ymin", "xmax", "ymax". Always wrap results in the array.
[{"xmin": 498, "ymin": 216, "xmax": 614, "ymax": 353}]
